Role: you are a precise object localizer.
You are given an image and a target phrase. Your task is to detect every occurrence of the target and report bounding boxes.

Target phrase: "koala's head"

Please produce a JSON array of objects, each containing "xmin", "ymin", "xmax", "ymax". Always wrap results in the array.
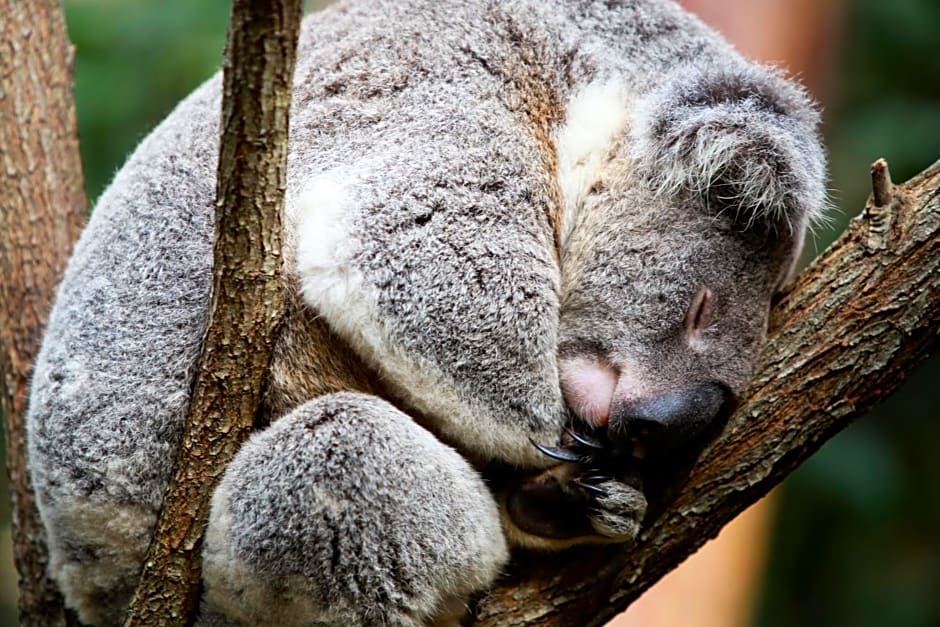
[{"xmin": 556, "ymin": 64, "xmax": 826, "ymax": 500}]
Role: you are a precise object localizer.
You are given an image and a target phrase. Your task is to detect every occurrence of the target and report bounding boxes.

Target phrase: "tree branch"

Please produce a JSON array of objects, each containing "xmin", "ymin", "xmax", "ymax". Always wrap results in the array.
[
  {"xmin": 0, "ymin": 2, "xmax": 87, "ymax": 624},
  {"xmin": 123, "ymin": 2, "xmax": 302, "ymax": 623},
  {"xmin": 471, "ymin": 159, "xmax": 940, "ymax": 626}
]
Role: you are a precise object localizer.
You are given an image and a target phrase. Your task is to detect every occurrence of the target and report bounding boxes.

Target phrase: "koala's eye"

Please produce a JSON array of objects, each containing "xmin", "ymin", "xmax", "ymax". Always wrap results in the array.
[{"xmin": 684, "ymin": 287, "xmax": 714, "ymax": 344}]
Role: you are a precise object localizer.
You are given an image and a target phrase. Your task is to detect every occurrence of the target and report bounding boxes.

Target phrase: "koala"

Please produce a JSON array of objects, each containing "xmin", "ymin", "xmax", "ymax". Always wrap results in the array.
[{"xmin": 26, "ymin": 1, "xmax": 826, "ymax": 625}]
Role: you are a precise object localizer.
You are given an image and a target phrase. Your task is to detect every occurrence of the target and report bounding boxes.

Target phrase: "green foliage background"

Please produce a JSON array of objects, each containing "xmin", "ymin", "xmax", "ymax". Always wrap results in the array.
[{"xmin": 1, "ymin": 1, "xmax": 936, "ymax": 625}]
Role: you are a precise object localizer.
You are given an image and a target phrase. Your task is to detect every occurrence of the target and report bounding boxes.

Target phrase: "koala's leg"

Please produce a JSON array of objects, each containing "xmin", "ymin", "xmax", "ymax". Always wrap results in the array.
[{"xmin": 199, "ymin": 392, "xmax": 508, "ymax": 627}]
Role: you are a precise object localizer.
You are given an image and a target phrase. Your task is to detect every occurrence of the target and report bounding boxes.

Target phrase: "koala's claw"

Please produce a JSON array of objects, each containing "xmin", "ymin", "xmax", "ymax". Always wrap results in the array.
[
  {"xmin": 519, "ymin": 423, "xmax": 647, "ymax": 542},
  {"xmin": 562, "ymin": 425, "xmax": 605, "ymax": 451},
  {"xmin": 574, "ymin": 480, "xmax": 609, "ymax": 497},
  {"xmin": 532, "ymin": 423, "xmax": 621, "ymax": 469},
  {"xmin": 579, "ymin": 472, "xmax": 610, "ymax": 485},
  {"xmin": 529, "ymin": 439, "xmax": 585, "ymax": 463}
]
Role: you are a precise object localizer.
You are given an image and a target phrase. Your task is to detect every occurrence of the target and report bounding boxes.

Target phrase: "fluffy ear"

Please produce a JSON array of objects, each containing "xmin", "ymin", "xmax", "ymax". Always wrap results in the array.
[{"xmin": 631, "ymin": 63, "xmax": 828, "ymax": 231}]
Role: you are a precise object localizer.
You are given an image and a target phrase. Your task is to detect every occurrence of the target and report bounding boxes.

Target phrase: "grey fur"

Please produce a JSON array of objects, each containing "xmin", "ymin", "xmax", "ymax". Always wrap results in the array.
[
  {"xmin": 591, "ymin": 480, "xmax": 649, "ymax": 539},
  {"xmin": 25, "ymin": 1, "xmax": 826, "ymax": 625},
  {"xmin": 201, "ymin": 393, "xmax": 506, "ymax": 626}
]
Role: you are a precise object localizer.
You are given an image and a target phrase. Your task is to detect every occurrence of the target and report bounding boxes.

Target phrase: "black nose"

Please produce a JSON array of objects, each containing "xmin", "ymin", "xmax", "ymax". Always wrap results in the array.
[{"xmin": 610, "ymin": 382, "xmax": 731, "ymax": 458}]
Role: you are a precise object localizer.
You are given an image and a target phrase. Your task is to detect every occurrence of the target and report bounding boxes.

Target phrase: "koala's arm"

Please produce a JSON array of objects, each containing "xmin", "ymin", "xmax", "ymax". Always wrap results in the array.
[{"xmin": 280, "ymin": 3, "xmax": 574, "ymax": 468}]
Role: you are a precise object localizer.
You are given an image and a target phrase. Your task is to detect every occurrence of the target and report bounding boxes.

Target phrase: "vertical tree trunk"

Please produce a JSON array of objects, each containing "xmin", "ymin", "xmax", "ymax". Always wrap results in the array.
[
  {"xmin": 0, "ymin": 2, "xmax": 88, "ymax": 625},
  {"xmin": 122, "ymin": 1, "xmax": 303, "ymax": 624}
]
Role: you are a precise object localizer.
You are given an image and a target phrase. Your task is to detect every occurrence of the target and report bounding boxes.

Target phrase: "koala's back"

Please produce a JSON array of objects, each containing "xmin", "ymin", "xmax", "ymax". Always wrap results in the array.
[{"xmin": 23, "ymin": 72, "xmax": 222, "ymax": 621}]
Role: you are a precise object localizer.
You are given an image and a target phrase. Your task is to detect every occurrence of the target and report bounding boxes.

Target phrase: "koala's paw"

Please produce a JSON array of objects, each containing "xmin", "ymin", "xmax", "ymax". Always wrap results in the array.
[
  {"xmin": 506, "ymin": 426, "xmax": 647, "ymax": 545},
  {"xmin": 583, "ymin": 478, "xmax": 647, "ymax": 540}
]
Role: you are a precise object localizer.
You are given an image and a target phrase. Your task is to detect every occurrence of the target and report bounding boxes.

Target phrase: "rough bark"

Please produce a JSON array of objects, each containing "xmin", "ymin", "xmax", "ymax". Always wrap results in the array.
[
  {"xmin": 0, "ymin": 2, "xmax": 87, "ymax": 625},
  {"xmin": 470, "ymin": 159, "xmax": 940, "ymax": 626},
  {"xmin": 122, "ymin": 2, "xmax": 303, "ymax": 624}
]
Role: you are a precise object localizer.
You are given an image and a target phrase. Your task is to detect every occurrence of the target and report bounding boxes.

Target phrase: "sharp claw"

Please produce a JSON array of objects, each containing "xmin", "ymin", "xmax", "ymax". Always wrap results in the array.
[
  {"xmin": 580, "ymin": 473, "xmax": 609, "ymax": 484},
  {"xmin": 530, "ymin": 439, "xmax": 583, "ymax": 463},
  {"xmin": 575, "ymin": 481, "xmax": 609, "ymax": 497},
  {"xmin": 563, "ymin": 425, "xmax": 606, "ymax": 450}
]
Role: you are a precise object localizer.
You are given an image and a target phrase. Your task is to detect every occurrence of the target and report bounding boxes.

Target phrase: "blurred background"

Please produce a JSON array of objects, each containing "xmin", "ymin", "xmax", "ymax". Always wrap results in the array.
[{"xmin": 1, "ymin": 0, "xmax": 937, "ymax": 625}]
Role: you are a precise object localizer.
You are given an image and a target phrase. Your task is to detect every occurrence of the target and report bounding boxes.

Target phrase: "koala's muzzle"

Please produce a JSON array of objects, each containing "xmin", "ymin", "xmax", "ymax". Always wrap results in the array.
[
  {"xmin": 609, "ymin": 381, "xmax": 732, "ymax": 460},
  {"xmin": 604, "ymin": 381, "xmax": 735, "ymax": 517}
]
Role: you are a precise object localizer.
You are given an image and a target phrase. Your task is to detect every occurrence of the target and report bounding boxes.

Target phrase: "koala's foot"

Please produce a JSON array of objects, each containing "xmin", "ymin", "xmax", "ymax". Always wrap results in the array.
[
  {"xmin": 504, "ymin": 426, "xmax": 647, "ymax": 546},
  {"xmin": 200, "ymin": 392, "xmax": 508, "ymax": 627}
]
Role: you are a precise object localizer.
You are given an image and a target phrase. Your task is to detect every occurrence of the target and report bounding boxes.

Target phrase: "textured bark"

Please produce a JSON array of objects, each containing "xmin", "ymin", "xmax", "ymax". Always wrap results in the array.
[
  {"xmin": 122, "ymin": 2, "xmax": 303, "ymax": 624},
  {"xmin": 470, "ymin": 159, "xmax": 940, "ymax": 626},
  {"xmin": 0, "ymin": 2, "xmax": 87, "ymax": 625}
]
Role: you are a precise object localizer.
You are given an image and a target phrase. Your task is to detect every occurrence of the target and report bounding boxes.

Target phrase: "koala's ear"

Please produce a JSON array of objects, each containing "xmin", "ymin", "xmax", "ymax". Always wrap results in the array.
[{"xmin": 631, "ymin": 64, "xmax": 828, "ymax": 231}]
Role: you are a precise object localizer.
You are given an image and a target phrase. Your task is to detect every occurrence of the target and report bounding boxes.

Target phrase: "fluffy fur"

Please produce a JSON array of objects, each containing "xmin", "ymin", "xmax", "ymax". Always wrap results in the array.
[
  {"xmin": 630, "ymin": 63, "xmax": 827, "ymax": 231},
  {"xmin": 201, "ymin": 393, "xmax": 506, "ymax": 626},
  {"xmin": 555, "ymin": 81, "xmax": 633, "ymax": 248},
  {"xmin": 26, "ymin": 1, "xmax": 826, "ymax": 625}
]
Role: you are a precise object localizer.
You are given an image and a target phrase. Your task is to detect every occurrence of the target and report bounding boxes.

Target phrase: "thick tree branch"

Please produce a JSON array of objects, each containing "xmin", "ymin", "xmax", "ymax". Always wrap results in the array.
[
  {"xmin": 0, "ymin": 2, "xmax": 87, "ymax": 625},
  {"xmin": 472, "ymin": 159, "xmax": 939, "ymax": 626},
  {"xmin": 123, "ymin": 2, "xmax": 302, "ymax": 624}
]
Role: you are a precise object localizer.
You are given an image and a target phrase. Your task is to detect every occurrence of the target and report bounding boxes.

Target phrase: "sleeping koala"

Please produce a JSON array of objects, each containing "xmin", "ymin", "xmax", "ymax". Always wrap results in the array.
[{"xmin": 26, "ymin": 0, "xmax": 826, "ymax": 625}]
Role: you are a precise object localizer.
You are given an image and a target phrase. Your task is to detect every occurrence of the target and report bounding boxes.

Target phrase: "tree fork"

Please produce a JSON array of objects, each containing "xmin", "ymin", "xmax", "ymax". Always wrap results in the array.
[
  {"xmin": 470, "ymin": 159, "xmax": 939, "ymax": 626},
  {"xmin": 122, "ymin": 1, "xmax": 303, "ymax": 624}
]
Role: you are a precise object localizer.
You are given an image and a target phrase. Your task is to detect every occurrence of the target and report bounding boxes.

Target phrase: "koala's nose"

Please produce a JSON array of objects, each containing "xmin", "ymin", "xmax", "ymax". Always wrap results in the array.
[{"xmin": 610, "ymin": 382, "xmax": 731, "ymax": 458}]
